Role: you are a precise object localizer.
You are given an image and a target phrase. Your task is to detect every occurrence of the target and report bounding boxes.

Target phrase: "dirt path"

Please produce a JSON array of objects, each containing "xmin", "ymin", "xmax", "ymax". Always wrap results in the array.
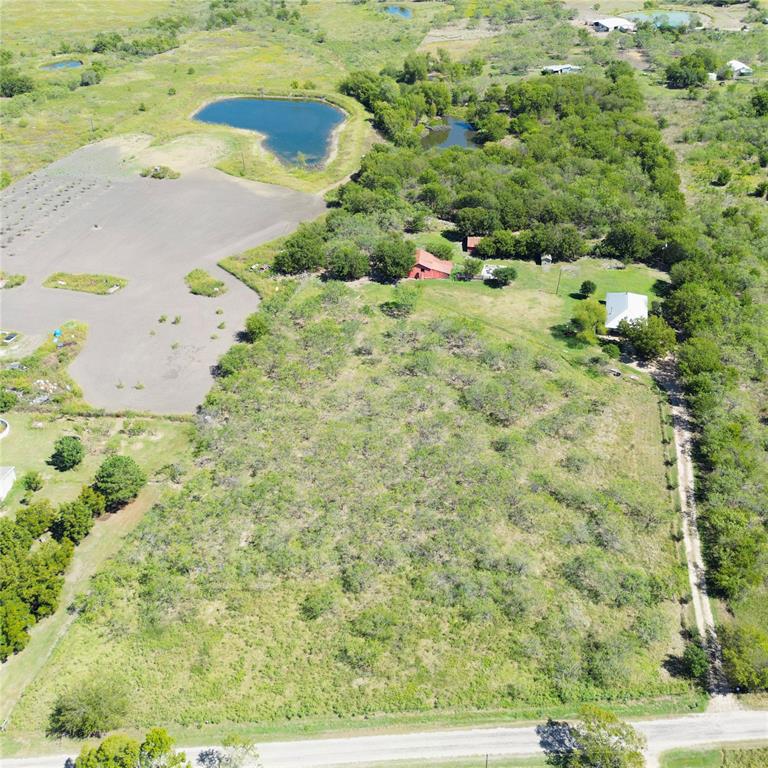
[
  {"xmin": 0, "ymin": 487, "xmax": 160, "ymax": 727},
  {"xmin": 650, "ymin": 359, "xmax": 736, "ymax": 706}
]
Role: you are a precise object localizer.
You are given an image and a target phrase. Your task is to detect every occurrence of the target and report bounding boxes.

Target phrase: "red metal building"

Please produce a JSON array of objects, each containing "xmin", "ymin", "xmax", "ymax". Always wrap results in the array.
[{"xmin": 408, "ymin": 249, "xmax": 454, "ymax": 280}]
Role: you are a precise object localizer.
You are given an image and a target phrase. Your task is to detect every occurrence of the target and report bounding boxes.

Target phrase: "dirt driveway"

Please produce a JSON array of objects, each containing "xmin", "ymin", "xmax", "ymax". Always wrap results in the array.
[{"xmin": 1, "ymin": 139, "xmax": 325, "ymax": 413}]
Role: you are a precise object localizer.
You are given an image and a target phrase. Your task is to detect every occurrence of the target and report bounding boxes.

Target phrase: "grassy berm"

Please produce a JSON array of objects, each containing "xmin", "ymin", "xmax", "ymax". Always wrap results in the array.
[{"xmin": 10, "ymin": 278, "xmax": 692, "ymax": 733}]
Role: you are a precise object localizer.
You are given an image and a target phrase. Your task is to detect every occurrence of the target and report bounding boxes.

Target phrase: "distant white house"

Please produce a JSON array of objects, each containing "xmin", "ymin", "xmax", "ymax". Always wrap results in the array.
[
  {"xmin": 606, "ymin": 292, "xmax": 648, "ymax": 330},
  {"xmin": 480, "ymin": 264, "xmax": 499, "ymax": 280},
  {"xmin": 0, "ymin": 466, "xmax": 16, "ymax": 501},
  {"xmin": 726, "ymin": 59, "xmax": 753, "ymax": 76},
  {"xmin": 592, "ymin": 17, "xmax": 636, "ymax": 32},
  {"xmin": 541, "ymin": 64, "xmax": 582, "ymax": 75}
]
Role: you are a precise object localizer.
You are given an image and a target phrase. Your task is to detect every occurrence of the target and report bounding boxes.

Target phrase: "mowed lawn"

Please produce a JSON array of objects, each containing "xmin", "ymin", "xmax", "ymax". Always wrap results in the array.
[
  {"xmin": 3, "ymin": 269, "xmax": 694, "ymax": 749},
  {"xmin": 0, "ymin": 0, "xmax": 446, "ymax": 191}
]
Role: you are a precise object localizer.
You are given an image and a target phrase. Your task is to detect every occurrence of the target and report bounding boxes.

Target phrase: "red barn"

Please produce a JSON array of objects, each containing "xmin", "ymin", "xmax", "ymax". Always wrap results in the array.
[
  {"xmin": 408, "ymin": 249, "xmax": 453, "ymax": 280},
  {"xmin": 463, "ymin": 236, "xmax": 482, "ymax": 254}
]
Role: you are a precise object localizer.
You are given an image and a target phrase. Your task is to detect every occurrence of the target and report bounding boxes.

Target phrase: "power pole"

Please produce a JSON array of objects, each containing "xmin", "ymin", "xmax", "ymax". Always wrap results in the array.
[{"xmin": 555, "ymin": 267, "xmax": 563, "ymax": 296}]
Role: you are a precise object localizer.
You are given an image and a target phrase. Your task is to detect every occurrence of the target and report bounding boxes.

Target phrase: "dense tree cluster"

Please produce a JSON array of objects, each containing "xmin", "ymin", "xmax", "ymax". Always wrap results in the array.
[{"xmin": 0, "ymin": 455, "xmax": 146, "ymax": 660}]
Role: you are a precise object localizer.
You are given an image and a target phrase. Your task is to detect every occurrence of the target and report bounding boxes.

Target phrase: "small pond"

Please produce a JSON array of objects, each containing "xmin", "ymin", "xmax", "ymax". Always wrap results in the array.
[
  {"xmin": 41, "ymin": 59, "xmax": 83, "ymax": 70},
  {"xmin": 623, "ymin": 10, "xmax": 695, "ymax": 28},
  {"xmin": 193, "ymin": 98, "xmax": 345, "ymax": 165},
  {"xmin": 384, "ymin": 6, "xmax": 413, "ymax": 19},
  {"xmin": 422, "ymin": 118, "xmax": 478, "ymax": 150}
]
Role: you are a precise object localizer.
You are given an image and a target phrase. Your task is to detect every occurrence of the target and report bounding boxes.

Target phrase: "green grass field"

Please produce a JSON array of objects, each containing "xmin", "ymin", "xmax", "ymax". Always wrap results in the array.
[{"xmin": 43, "ymin": 272, "xmax": 127, "ymax": 294}]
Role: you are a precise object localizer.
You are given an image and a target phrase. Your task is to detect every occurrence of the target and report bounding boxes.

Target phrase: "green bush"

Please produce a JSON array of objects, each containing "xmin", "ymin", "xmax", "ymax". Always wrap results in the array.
[
  {"xmin": 0, "ymin": 389, "xmax": 18, "ymax": 411},
  {"xmin": 244, "ymin": 313, "xmax": 269, "ymax": 342},
  {"xmin": 371, "ymin": 234, "xmax": 415, "ymax": 281},
  {"xmin": 185, "ymin": 268, "xmax": 227, "ymax": 297},
  {"xmin": 273, "ymin": 222, "xmax": 326, "ymax": 274},
  {"xmin": 52, "ymin": 501, "xmax": 94, "ymax": 544},
  {"xmin": 49, "ymin": 435, "xmax": 84, "ymax": 472},
  {"xmin": 92, "ymin": 456, "xmax": 147, "ymax": 510},
  {"xmin": 325, "ymin": 241, "xmax": 369, "ymax": 281},
  {"xmin": 48, "ymin": 678, "xmax": 128, "ymax": 737},
  {"xmin": 22, "ymin": 471, "xmax": 43, "ymax": 492},
  {"xmin": 580, "ymin": 280, "xmax": 597, "ymax": 296}
]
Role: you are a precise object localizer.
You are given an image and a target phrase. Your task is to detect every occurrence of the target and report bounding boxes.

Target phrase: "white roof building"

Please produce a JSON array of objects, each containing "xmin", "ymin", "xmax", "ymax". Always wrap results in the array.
[
  {"xmin": 541, "ymin": 64, "xmax": 582, "ymax": 75},
  {"xmin": 727, "ymin": 59, "xmax": 753, "ymax": 76},
  {"xmin": 0, "ymin": 466, "xmax": 16, "ymax": 501},
  {"xmin": 480, "ymin": 264, "xmax": 499, "ymax": 280},
  {"xmin": 592, "ymin": 17, "xmax": 636, "ymax": 32},
  {"xmin": 605, "ymin": 292, "xmax": 648, "ymax": 330}
]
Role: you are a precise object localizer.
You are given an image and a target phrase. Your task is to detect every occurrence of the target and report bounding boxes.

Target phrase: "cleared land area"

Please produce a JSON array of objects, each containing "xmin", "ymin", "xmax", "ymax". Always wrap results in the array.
[
  {"xmin": 0, "ymin": 137, "xmax": 325, "ymax": 412},
  {"xmin": 3, "ymin": 274, "xmax": 696, "ymax": 749}
]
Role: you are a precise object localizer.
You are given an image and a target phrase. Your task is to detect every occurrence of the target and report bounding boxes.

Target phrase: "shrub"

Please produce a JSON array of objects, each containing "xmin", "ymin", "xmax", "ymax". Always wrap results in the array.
[
  {"xmin": 15, "ymin": 500, "xmax": 55, "ymax": 539},
  {"xmin": 273, "ymin": 222, "xmax": 326, "ymax": 274},
  {"xmin": 325, "ymin": 241, "xmax": 368, "ymax": 281},
  {"xmin": 580, "ymin": 280, "xmax": 597, "ymax": 296},
  {"xmin": 92, "ymin": 456, "xmax": 147, "ymax": 510},
  {"xmin": 618, "ymin": 316, "xmax": 676, "ymax": 360},
  {"xmin": 22, "ymin": 471, "xmax": 43, "ymax": 492},
  {"xmin": 380, "ymin": 283, "xmax": 420, "ymax": 317},
  {"xmin": 78, "ymin": 486, "xmax": 106, "ymax": 516},
  {"xmin": 0, "ymin": 68, "xmax": 34, "ymax": 97},
  {"xmin": 487, "ymin": 266, "xmax": 517, "ymax": 287},
  {"xmin": 48, "ymin": 678, "xmax": 128, "ymax": 737},
  {"xmin": 51, "ymin": 500, "xmax": 94, "ymax": 544},
  {"xmin": 300, "ymin": 586, "xmax": 336, "ymax": 620},
  {"xmin": 571, "ymin": 298, "xmax": 606, "ymax": 344},
  {"xmin": 245, "ymin": 313, "xmax": 269, "ymax": 342},
  {"xmin": 79, "ymin": 68, "xmax": 102, "ymax": 87},
  {"xmin": 140, "ymin": 165, "xmax": 180, "ymax": 180},
  {"xmin": 185, "ymin": 268, "xmax": 227, "ymax": 297},
  {"xmin": 682, "ymin": 638, "xmax": 710, "ymax": 685},
  {"xmin": 49, "ymin": 435, "xmax": 84, "ymax": 471},
  {"xmin": 457, "ymin": 257, "xmax": 482, "ymax": 280},
  {"xmin": 76, "ymin": 734, "xmax": 139, "ymax": 768},
  {"xmin": 0, "ymin": 389, "xmax": 18, "ymax": 411}
]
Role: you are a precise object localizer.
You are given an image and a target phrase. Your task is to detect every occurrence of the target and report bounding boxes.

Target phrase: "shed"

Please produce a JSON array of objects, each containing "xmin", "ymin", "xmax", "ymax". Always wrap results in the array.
[
  {"xmin": 540, "ymin": 253, "xmax": 553, "ymax": 266},
  {"xmin": 0, "ymin": 466, "xmax": 16, "ymax": 501},
  {"xmin": 605, "ymin": 292, "xmax": 648, "ymax": 330},
  {"xmin": 542, "ymin": 64, "xmax": 583, "ymax": 75},
  {"xmin": 726, "ymin": 59, "xmax": 753, "ymax": 76},
  {"xmin": 592, "ymin": 17, "xmax": 636, "ymax": 32},
  {"xmin": 463, "ymin": 236, "xmax": 483, "ymax": 254},
  {"xmin": 408, "ymin": 249, "xmax": 453, "ymax": 280}
]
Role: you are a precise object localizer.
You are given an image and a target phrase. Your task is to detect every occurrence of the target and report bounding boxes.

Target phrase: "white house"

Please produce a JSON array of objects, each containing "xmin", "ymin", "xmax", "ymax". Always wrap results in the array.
[
  {"xmin": 727, "ymin": 59, "xmax": 753, "ymax": 76},
  {"xmin": 480, "ymin": 264, "xmax": 499, "ymax": 280},
  {"xmin": 592, "ymin": 17, "xmax": 636, "ymax": 32},
  {"xmin": 605, "ymin": 292, "xmax": 648, "ymax": 330},
  {"xmin": 0, "ymin": 466, "xmax": 16, "ymax": 501},
  {"xmin": 541, "ymin": 64, "xmax": 582, "ymax": 75}
]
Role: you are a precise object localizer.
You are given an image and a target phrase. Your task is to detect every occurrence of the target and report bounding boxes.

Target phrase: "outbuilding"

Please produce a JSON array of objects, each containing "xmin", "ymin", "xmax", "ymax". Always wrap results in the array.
[
  {"xmin": 726, "ymin": 59, "xmax": 753, "ymax": 76},
  {"xmin": 463, "ymin": 236, "xmax": 483, "ymax": 254},
  {"xmin": 0, "ymin": 466, "xmax": 16, "ymax": 501},
  {"xmin": 592, "ymin": 17, "xmax": 636, "ymax": 32},
  {"xmin": 408, "ymin": 249, "xmax": 453, "ymax": 280},
  {"xmin": 605, "ymin": 292, "xmax": 648, "ymax": 330},
  {"xmin": 541, "ymin": 64, "xmax": 583, "ymax": 75}
]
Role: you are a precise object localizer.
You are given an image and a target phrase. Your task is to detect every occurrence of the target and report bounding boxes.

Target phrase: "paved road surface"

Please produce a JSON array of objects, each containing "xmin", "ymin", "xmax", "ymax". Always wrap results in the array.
[{"xmin": 3, "ymin": 710, "xmax": 765, "ymax": 768}]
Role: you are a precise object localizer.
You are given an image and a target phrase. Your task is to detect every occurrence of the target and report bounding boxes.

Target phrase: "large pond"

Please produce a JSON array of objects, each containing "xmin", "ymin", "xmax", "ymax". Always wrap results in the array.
[
  {"xmin": 193, "ymin": 98, "xmax": 345, "ymax": 165},
  {"xmin": 384, "ymin": 6, "xmax": 413, "ymax": 18},
  {"xmin": 623, "ymin": 10, "xmax": 695, "ymax": 28},
  {"xmin": 422, "ymin": 118, "xmax": 478, "ymax": 150},
  {"xmin": 41, "ymin": 59, "xmax": 83, "ymax": 70}
]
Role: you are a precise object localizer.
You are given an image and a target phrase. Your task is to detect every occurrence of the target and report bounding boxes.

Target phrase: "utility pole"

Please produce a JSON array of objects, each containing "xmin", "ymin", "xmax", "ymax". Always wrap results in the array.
[{"xmin": 555, "ymin": 267, "xmax": 563, "ymax": 296}]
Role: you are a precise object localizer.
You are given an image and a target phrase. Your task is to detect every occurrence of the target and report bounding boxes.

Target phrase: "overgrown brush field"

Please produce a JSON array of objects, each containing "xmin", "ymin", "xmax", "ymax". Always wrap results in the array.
[{"xmin": 7, "ymin": 277, "xmax": 692, "ymax": 736}]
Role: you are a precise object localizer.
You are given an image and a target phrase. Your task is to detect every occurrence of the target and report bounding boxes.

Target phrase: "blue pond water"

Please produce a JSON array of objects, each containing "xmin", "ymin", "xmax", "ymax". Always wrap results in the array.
[
  {"xmin": 384, "ymin": 6, "xmax": 413, "ymax": 18},
  {"xmin": 42, "ymin": 59, "xmax": 83, "ymax": 70},
  {"xmin": 193, "ymin": 98, "xmax": 345, "ymax": 165},
  {"xmin": 624, "ymin": 10, "xmax": 694, "ymax": 28},
  {"xmin": 422, "ymin": 118, "xmax": 478, "ymax": 150}
]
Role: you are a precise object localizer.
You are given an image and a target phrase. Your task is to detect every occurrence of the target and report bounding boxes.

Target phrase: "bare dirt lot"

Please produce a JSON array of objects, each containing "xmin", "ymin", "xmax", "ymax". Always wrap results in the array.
[{"xmin": 0, "ymin": 138, "xmax": 325, "ymax": 413}]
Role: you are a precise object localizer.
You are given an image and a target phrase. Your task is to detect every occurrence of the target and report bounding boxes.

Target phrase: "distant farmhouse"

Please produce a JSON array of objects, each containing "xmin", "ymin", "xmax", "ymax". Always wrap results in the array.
[
  {"xmin": 605, "ymin": 292, "xmax": 648, "ymax": 330},
  {"xmin": 408, "ymin": 249, "xmax": 453, "ymax": 280},
  {"xmin": 592, "ymin": 17, "xmax": 636, "ymax": 32},
  {"xmin": 542, "ymin": 64, "xmax": 582, "ymax": 75},
  {"xmin": 0, "ymin": 466, "xmax": 16, "ymax": 501},
  {"xmin": 727, "ymin": 59, "xmax": 753, "ymax": 76}
]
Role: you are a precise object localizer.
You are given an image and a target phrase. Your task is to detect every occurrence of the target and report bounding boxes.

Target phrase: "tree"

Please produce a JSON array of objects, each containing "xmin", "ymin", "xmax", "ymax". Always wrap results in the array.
[
  {"xmin": 539, "ymin": 705, "xmax": 646, "ymax": 767},
  {"xmin": 15, "ymin": 499, "xmax": 55, "ymax": 539},
  {"xmin": 571, "ymin": 298, "xmax": 606, "ymax": 345},
  {"xmin": 457, "ymin": 257, "xmax": 482, "ymax": 280},
  {"xmin": 0, "ymin": 597, "xmax": 33, "ymax": 660},
  {"xmin": 751, "ymin": 84, "xmax": 768, "ymax": 117},
  {"xmin": 52, "ymin": 501, "xmax": 94, "ymax": 544},
  {"xmin": 598, "ymin": 223, "xmax": 656, "ymax": 263},
  {"xmin": 0, "ymin": 67, "xmax": 34, "ymax": 97},
  {"xmin": 49, "ymin": 678, "xmax": 128, "ymax": 738},
  {"xmin": 0, "ymin": 389, "xmax": 18, "ymax": 411},
  {"xmin": 272, "ymin": 222, "xmax": 326, "ymax": 274},
  {"xmin": 682, "ymin": 638, "xmax": 710, "ymax": 686},
  {"xmin": 488, "ymin": 266, "xmax": 517, "ymax": 287},
  {"xmin": 80, "ymin": 68, "xmax": 102, "ymax": 87},
  {"xmin": 22, "ymin": 471, "xmax": 43, "ymax": 492},
  {"xmin": 92, "ymin": 456, "xmax": 147, "ymax": 510},
  {"xmin": 50, "ymin": 435, "xmax": 85, "ymax": 471},
  {"xmin": 580, "ymin": 280, "xmax": 596, "ymax": 297},
  {"xmin": 139, "ymin": 727, "xmax": 191, "ymax": 767},
  {"xmin": 325, "ymin": 241, "xmax": 368, "ymax": 281},
  {"xmin": 618, "ymin": 316, "xmax": 676, "ymax": 360},
  {"xmin": 78, "ymin": 486, "xmax": 106, "ymax": 517},
  {"xmin": 370, "ymin": 234, "xmax": 415, "ymax": 282},
  {"xmin": 76, "ymin": 735, "xmax": 140, "ymax": 768}
]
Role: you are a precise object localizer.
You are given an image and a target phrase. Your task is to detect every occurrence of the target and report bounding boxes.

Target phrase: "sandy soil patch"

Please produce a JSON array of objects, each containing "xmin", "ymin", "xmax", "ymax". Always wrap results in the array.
[
  {"xmin": 418, "ymin": 18, "xmax": 503, "ymax": 53},
  {"xmin": 135, "ymin": 134, "xmax": 230, "ymax": 173},
  {"xmin": 0, "ymin": 139, "xmax": 326, "ymax": 413}
]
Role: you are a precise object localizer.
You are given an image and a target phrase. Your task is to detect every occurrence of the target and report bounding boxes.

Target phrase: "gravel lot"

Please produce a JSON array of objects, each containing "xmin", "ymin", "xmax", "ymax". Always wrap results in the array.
[{"xmin": 0, "ymin": 139, "xmax": 325, "ymax": 413}]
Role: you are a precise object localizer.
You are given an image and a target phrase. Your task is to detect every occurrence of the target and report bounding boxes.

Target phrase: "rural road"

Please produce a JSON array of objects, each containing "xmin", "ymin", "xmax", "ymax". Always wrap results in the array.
[{"xmin": 2, "ymin": 710, "xmax": 766, "ymax": 768}]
